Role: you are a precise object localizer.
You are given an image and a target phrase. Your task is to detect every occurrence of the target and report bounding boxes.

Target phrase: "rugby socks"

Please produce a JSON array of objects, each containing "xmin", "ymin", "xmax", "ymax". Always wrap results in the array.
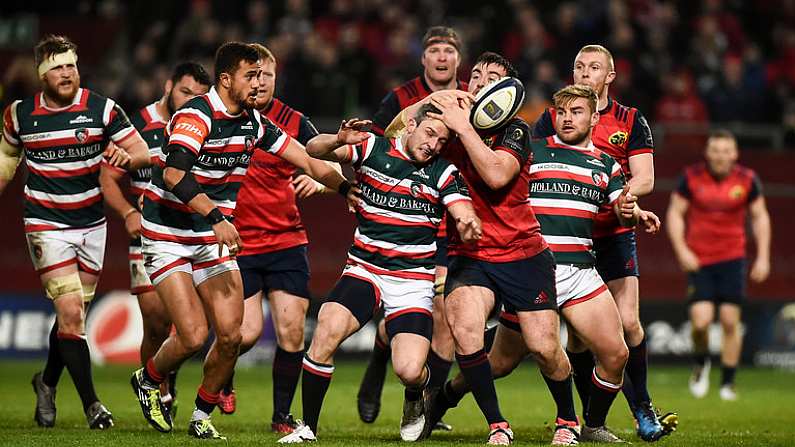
[
  {"xmin": 456, "ymin": 350, "xmax": 505, "ymax": 425},
  {"xmin": 695, "ymin": 352, "xmax": 709, "ymax": 368},
  {"xmin": 273, "ymin": 347, "xmax": 304, "ymax": 416},
  {"xmin": 441, "ymin": 379, "xmax": 467, "ymax": 407},
  {"xmin": 624, "ymin": 337, "xmax": 651, "ymax": 405},
  {"xmin": 57, "ymin": 332, "xmax": 99, "ymax": 411},
  {"xmin": 143, "ymin": 357, "xmax": 165, "ymax": 386},
  {"xmin": 42, "ymin": 320, "xmax": 64, "ymax": 387},
  {"xmin": 405, "ymin": 365, "xmax": 430, "ymax": 402},
  {"xmin": 427, "ymin": 349, "xmax": 453, "ymax": 389},
  {"xmin": 484, "ymin": 325, "xmax": 498, "ymax": 352},
  {"xmin": 302, "ymin": 355, "xmax": 334, "ymax": 433},
  {"xmin": 586, "ymin": 369, "xmax": 621, "ymax": 427},
  {"xmin": 567, "ymin": 349, "xmax": 595, "ymax": 413},
  {"xmin": 721, "ymin": 365, "xmax": 737, "ymax": 386},
  {"xmin": 541, "ymin": 373, "xmax": 578, "ymax": 422},
  {"xmin": 193, "ymin": 385, "xmax": 218, "ymax": 419}
]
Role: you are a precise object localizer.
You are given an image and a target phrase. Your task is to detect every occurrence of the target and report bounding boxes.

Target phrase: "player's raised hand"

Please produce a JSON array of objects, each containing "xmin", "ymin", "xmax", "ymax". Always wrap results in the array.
[
  {"xmin": 427, "ymin": 96, "xmax": 471, "ymax": 134},
  {"xmin": 212, "ymin": 219, "xmax": 243, "ymax": 257},
  {"xmin": 293, "ymin": 174, "xmax": 324, "ymax": 198},
  {"xmin": 428, "ymin": 89, "xmax": 476, "ymax": 109},
  {"xmin": 456, "ymin": 215, "xmax": 482, "ymax": 244},
  {"xmin": 638, "ymin": 209, "xmax": 661, "ymax": 234},
  {"xmin": 103, "ymin": 143, "xmax": 132, "ymax": 168},
  {"xmin": 750, "ymin": 257, "xmax": 770, "ymax": 283},
  {"xmin": 336, "ymin": 118, "xmax": 371, "ymax": 145},
  {"xmin": 617, "ymin": 184, "xmax": 638, "ymax": 220}
]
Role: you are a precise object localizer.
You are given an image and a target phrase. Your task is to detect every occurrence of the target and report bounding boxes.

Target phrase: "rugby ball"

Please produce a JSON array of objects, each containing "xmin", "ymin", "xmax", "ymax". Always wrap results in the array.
[{"xmin": 469, "ymin": 77, "xmax": 525, "ymax": 131}]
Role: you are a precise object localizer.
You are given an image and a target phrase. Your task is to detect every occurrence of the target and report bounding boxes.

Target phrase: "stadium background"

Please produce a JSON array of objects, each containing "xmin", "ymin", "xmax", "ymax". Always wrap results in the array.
[{"xmin": 0, "ymin": 0, "xmax": 793, "ymax": 368}]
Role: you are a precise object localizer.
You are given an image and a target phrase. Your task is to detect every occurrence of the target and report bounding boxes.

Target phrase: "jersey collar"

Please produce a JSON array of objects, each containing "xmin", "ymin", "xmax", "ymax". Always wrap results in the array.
[
  {"xmin": 38, "ymin": 88, "xmax": 84, "ymax": 112},
  {"xmin": 599, "ymin": 96, "xmax": 614, "ymax": 115},
  {"xmin": 552, "ymin": 134, "xmax": 597, "ymax": 152},
  {"xmin": 207, "ymin": 86, "xmax": 246, "ymax": 118}
]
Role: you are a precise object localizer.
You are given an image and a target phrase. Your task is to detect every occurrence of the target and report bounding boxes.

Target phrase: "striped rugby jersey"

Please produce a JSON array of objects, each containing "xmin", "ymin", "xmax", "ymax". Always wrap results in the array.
[
  {"xmin": 141, "ymin": 87, "xmax": 290, "ymax": 245},
  {"xmin": 529, "ymin": 135, "xmax": 626, "ymax": 265},
  {"xmin": 128, "ymin": 102, "xmax": 167, "ymax": 198},
  {"xmin": 533, "ymin": 97, "xmax": 653, "ymax": 238},
  {"xmin": 2, "ymin": 88, "xmax": 137, "ymax": 232},
  {"xmin": 346, "ymin": 133, "xmax": 470, "ymax": 281}
]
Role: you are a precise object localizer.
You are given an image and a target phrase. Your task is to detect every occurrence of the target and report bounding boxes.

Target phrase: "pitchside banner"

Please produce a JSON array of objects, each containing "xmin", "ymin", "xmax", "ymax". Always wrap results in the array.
[{"xmin": 1, "ymin": 292, "xmax": 793, "ymax": 369}]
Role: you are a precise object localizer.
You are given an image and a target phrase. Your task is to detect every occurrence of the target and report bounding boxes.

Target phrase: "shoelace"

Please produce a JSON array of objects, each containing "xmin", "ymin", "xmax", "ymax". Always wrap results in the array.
[{"xmin": 553, "ymin": 426, "xmax": 578, "ymax": 444}]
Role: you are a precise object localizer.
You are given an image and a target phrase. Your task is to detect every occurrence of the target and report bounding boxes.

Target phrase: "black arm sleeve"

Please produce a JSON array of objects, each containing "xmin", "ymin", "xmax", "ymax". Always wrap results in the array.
[
  {"xmin": 297, "ymin": 116, "xmax": 320, "ymax": 146},
  {"xmin": 371, "ymin": 91, "xmax": 401, "ymax": 136},
  {"xmin": 675, "ymin": 173, "xmax": 691, "ymax": 198},
  {"xmin": 748, "ymin": 173, "xmax": 763, "ymax": 203},
  {"xmin": 164, "ymin": 144, "xmax": 197, "ymax": 171},
  {"xmin": 531, "ymin": 109, "xmax": 555, "ymax": 139}
]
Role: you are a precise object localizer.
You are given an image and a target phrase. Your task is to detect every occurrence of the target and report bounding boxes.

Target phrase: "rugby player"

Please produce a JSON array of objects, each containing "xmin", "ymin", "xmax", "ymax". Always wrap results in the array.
[
  {"xmin": 277, "ymin": 105, "xmax": 480, "ymax": 443},
  {"xmin": 424, "ymin": 84, "xmax": 661, "ymax": 444},
  {"xmin": 532, "ymin": 44, "xmax": 677, "ymax": 441},
  {"xmin": 129, "ymin": 42, "xmax": 349, "ymax": 440},
  {"xmin": 666, "ymin": 129, "xmax": 770, "ymax": 401},
  {"xmin": 358, "ymin": 26, "xmax": 467, "ymax": 428},
  {"xmin": 389, "ymin": 52, "xmax": 568, "ymax": 445},
  {"xmin": 0, "ymin": 35, "xmax": 149, "ymax": 429},
  {"xmin": 100, "ymin": 62, "xmax": 212, "ymax": 418},
  {"xmin": 1, "ymin": 34, "xmax": 148, "ymax": 430},
  {"xmin": 219, "ymin": 43, "xmax": 345, "ymax": 431}
]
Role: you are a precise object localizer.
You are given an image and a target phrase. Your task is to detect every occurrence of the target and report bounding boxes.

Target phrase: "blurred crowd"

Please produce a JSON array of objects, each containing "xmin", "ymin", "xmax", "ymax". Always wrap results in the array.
[{"xmin": 3, "ymin": 0, "xmax": 795, "ymax": 141}]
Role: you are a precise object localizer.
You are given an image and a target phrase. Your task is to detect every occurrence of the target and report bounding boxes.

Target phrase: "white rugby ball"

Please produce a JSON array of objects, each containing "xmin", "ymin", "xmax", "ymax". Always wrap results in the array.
[{"xmin": 469, "ymin": 77, "xmax": 525, "ymax": 130}]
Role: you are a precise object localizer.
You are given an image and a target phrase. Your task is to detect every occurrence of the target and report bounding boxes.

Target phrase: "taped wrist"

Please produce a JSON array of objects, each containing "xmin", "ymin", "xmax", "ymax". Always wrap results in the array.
[{"xmin": 171, "ymin": 174, "xmax": 201, "ymax": 204}]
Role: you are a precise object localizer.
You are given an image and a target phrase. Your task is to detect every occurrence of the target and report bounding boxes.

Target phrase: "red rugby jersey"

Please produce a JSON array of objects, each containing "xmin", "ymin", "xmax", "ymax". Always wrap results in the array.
[
  {"xmin": 446, "ymin": 118, "xmax": 548, "ymax": 262},
  {"xmin": 233, "ymin": 98, "xmax": 319, "ymax": 256},
  {"xmin": 533, "ymin": 97, "xmax": 654, "ymax": 238},
  {"xmin": 676, "ymin": 163, "xmax": 761, "ymax": 266}
]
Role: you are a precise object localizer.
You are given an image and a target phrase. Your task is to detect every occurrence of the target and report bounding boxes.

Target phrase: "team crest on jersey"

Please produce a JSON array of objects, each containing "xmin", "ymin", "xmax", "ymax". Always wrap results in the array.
[
  {"xmin": 483, "ymin": 136, "xmax": 495, "ymax": 146},
  {"xmin": 609, "ymin": 131, "xmax": 628, "ymax": 146},
  {"xmin": 729, "ymin": 184, "xmax": 746, "ymax": 199},
  {"xmin": 75, "ymin": 127, "xmax": 89, "ymax": 143},
  {"xmin": 592, "ymin": 170, "xmax": 609, "ymax": 187},
  {"xmin": 244, "ymin": 134, "xmax": 256, "ymax": 151},
  {"xmin": 410, "ymin": 181, "xmax": 423, "ymax": 198}
]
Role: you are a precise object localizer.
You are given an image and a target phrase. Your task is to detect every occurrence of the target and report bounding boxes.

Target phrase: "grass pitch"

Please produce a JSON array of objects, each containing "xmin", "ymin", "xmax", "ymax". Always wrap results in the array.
[{"xmin": 0, "ymin": 360, "xmax": 793, "ymax": 446}]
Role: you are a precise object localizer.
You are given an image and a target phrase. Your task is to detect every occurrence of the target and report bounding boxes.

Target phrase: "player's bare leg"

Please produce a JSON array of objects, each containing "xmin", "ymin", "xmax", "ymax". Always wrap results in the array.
[
  {"xmin": 689, "ymin": 301, "xmax": 715, "ymax": 398},
  {"xmin": 137, "ymin": 289, "xmax": 177, "ymax": 410},
  {"xmin": 34, "ymin": 266, "xmax": 111, "ymax": 429},
  {"xmin": 446, "ymin": 285, "xmax": 512, "ymax": 442},
  {"xmin": 563, "ymin": 291, "xmax": 628, "ymax": 442},
  {"xmin": 132, "ymin": 272, "xmax": 207, "ymax": 433},
  {"xmin": 391, "ymin": 332, "xmax": 431, "ymax": 441},
  {"xmin": 426, "ymin": 265, "xmax": 455, "ymax": 431},
  {"xmin": 718, "ymin": 303, "xmax": 741, "ymax": 400}
]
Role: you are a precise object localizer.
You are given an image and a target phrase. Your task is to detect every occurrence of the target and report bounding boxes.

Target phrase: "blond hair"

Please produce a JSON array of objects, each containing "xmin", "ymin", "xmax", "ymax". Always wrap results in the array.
[
  {"xmin": 250, "ymin": 43, "xmax": 276, "ymax": 65},
  {"xmin": 553, "ymin": 84, "xmax": 599, "ymax": 114},
  {"xmin": 577, "ymin": 44, "xmax": 614, "ymax": 72}
]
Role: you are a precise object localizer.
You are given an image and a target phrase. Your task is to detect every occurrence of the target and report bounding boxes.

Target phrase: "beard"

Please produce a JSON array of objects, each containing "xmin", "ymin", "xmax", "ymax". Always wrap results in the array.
[
  {"xmin": 557, "ymin": 127, "xmax": 590, "ymax": 146},
  {"xmin": 166, "ymin": 91, "xmax": 176, "ymax": 116},
  {"xmin": 42, "ymin": 79, "xmax": 79, "ymax": 106},
  {"xmin": 231, "ymin": 84, "xmax": 256, "ymax": 110}
]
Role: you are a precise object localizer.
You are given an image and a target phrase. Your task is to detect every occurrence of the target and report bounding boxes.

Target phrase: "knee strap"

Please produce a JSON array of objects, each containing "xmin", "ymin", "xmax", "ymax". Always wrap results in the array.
[
  {"xmin": 44, "ymin": 272, "xmax": 82, "ymax": 300},
  {"xmin": 81, "ymin": 282, "xmax": 97, "ymax": 302}
]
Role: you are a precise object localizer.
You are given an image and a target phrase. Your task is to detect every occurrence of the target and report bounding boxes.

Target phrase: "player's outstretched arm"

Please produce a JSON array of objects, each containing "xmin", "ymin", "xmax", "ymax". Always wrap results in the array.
[
  {"xmin": 666, "ymin": 192, "xmax": 699, "ymax": 273},
  {"xmin": 305, "ymin": 119, "xmax": 371, "ymax": 162},
  {"xmin": 279, "ymin": 139, "xmax": 352, "ymax": 195},
  {"xmin": 384, "ymin": 90, "xmax": 475, "ymax": 138},
  {"xmin": 99, "ymin": 164, "xmax": 141, "ymax": 238},
  {"xmin": 447, "ymin": 201, "xmax": 482, "ymax": 244},
  {"xmin": 748, "ymin": 195, "xmax": 771, "ymax": 283},
  {"xmin": 0, "ymin": 137, "xmax": 22, "ymax": 195}
]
